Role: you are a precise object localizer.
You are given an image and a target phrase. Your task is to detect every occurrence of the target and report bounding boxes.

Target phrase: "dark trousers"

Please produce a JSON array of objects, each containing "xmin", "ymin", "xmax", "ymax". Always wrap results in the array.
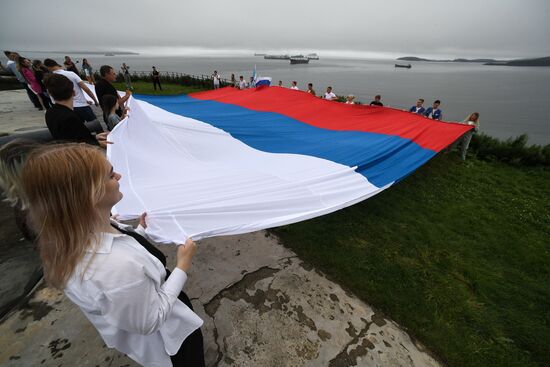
[
  {"xmin": 22, "ymin": 83, "xmax": 41, "ymax": 108},
  {"xmin": 153, "ymin": 79, "xmax": 162, "ymax": 90},
  {"xmin": 74, "ymin": 106, "xmax": 99, "ymax": 123},
  {"xmin": 170, "ymin": 291, "xmax": 205, "ymax": 367},
  {"xmin": 39, "ymin": 93, "xmax": 53, "ymax": 109}
]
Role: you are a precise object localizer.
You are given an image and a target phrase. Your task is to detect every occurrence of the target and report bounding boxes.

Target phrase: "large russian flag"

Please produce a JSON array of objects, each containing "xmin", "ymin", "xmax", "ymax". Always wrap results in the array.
[{"xmin": 108, "ymin": 87, "xmax": 471, "ymax": 243}]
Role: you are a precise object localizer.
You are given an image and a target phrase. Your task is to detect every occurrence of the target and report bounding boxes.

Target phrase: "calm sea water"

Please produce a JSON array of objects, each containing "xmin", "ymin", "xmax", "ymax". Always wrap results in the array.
[{"xmin": 17, "ymin": 53, "xmax": 550, "ymax": 145}]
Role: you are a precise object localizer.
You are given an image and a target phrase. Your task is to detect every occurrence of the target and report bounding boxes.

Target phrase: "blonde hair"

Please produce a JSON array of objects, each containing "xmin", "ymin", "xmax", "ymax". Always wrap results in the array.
[
  {"xmin": 0, "ymin": 139, "xmax": 40, "ymax": 209},
  {"xmin": 22, "ymin": 144, "xmax": 109, "ymax": 288},
  {"xmin": 469, "ymin": 112, "xmax": 480, "ymax": 122}
]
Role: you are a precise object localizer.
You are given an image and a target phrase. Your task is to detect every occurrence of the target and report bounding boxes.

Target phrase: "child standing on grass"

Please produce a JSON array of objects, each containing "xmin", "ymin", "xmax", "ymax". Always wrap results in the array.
[{"xmin": 102, "ymin": 94, "xmax": 128, "ymax": 130}]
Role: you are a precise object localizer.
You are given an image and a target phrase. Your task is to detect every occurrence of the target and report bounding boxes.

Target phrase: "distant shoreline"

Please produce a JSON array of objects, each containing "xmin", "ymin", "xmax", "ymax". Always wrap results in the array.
[
  {"xmin": 397, "ymin": 56, "xmax": 550, "ymax": 67},
  {"xmin": 19, "ymin": 50, "xmax": 140, "ymax": 56}
]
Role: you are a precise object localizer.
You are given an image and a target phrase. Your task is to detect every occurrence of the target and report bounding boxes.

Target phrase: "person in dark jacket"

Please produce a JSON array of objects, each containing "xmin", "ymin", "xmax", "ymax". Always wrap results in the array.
[
  {"xmin": 409, "ymin": 98, "xmax": 425, "ymax": 114},
  {"xmin": 44, "ymin": 74, "xmax": 109, "ymax": 147},
  {"xmin": 424, "ymin": 100, "xmax": 443, "ymax": 120},
  {"xmin": 369, "ymin": 95, "xmax": 384, "ymax": 107},
  {"xmin": 95, "ymin": 65, "xmax": 131, "ymax": 121}
]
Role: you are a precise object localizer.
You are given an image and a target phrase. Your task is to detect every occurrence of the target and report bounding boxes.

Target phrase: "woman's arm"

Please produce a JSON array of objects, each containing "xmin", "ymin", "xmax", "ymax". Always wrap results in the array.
[
  {"xmin": 98, "ymin": 266, "xmax": 188, "ymax": 335},
  {"xmin": 97, "ymin": 239, "xmax": 196, "ymax": 335}
]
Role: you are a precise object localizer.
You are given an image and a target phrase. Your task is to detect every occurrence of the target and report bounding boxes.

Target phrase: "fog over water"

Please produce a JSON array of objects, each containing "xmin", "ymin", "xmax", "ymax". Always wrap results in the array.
[{"xmin": 1, "ymin": 0, "xmax": 549, "ymax": 59}]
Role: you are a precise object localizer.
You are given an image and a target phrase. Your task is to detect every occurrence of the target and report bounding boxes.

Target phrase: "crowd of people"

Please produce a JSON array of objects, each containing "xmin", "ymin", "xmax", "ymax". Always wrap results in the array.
[
  {"xmin": 2, "ymin": 50, "xmax": 480, "ymax": 161},
  {"xmin": 2, "ymin": 51, "xmax": 142, "ymax": 144},
  {"xmin": 1, "ymin": 52, "xmax": 206, "ymax": 367},
  {"xmin": 0, "ymin": 51, "xmax": 483, "ymax": 366}
]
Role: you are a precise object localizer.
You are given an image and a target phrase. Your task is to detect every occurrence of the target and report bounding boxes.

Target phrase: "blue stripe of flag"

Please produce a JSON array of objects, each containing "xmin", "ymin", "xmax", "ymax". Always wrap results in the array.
[{"xmin": 136, "ymin": 94, "xmax": 435, "ymax": 187}]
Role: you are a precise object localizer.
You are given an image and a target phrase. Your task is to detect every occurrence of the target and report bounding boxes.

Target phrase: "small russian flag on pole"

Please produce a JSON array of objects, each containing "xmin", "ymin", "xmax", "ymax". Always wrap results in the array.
[
  {"xmin": 254, "ymin": 77, "xmax": 272, "ymax": 88},
  {"xmin": 250, "ymin": 65, "xmax": 271, "ymax": 88}
]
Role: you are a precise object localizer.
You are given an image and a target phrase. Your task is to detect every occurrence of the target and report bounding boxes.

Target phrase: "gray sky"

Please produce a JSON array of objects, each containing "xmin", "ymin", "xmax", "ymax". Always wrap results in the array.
[{"xmin": 1, "ymin": 0, "xmax": 549, "ymax": 59}]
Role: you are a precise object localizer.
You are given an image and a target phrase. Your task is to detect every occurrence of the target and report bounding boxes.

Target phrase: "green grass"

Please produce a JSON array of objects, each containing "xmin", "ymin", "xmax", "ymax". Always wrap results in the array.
[
  {"xmin": 111, "ymin": 81, "xmax": 205, "ymax": 95},
  {"xmin": 272, "ymin": 153, "xmax": 550, "ymax": 367}
]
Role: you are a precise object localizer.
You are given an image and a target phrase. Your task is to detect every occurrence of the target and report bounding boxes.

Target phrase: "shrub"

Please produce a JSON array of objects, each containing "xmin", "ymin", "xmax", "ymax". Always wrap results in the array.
[{"xmin": 469, "ymin": 133, "xmax": 550, "ymax": 167}]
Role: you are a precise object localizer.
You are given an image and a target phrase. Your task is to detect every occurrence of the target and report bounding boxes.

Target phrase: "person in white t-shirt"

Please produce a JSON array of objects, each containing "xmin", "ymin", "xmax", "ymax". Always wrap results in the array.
[
  {"xmin": 212, "ymin": 70, "xmax": 221, "ymax": 89},
  {"xmin": 290, "ymin": 81, "xmax": 299, "ymax": 90},
  {"xmin": 238, "ymin": 75, "xmax": 247, "ymax": 90},
  {"xmin": 323, "ymin": 86, "xmax": 337, "ymax": 101},
  {"xmin": 44, "ymin": 58, "xmax": 99, "ymax": 122}
]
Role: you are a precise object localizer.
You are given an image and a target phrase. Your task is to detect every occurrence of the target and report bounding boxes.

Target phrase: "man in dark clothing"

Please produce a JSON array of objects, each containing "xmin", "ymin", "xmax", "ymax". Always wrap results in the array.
[
  {"xmin": 44, "ymin": 74, "xmax": 109, "ymax": 147},
  {"xmin": 64, "ymin": 56, "xmax": 80, "ymax": 75},
  {"xmin": 152, "ymin": 66, "xmax": 162, "ymax": 90},
  {"xmin": 369, "ymin": 95, "xmax": 384, "ymax": 107},
  {"xmin": 424, "ymin": 100, "xmax": 443, "ymax": 120},
  {"xmin": 95, "ymin": 65, "xmax": 131, "ymax": 121}
]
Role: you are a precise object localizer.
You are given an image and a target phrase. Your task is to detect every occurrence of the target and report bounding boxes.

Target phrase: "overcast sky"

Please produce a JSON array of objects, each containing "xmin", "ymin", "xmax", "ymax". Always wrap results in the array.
[{"xmin": 1, "ymin": 0, "xmax": 549, "ymax": 59}]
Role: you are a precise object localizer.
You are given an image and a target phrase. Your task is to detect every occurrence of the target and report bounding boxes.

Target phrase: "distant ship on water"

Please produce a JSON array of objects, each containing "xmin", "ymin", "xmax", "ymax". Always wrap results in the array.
[
  {"xmin": 290, "ymin": 55, "xmax": 309, "ymax": 64},
  {"xmin": 260, "ymin": 53, "xmax": 320, "ymax": 62},
  {"xmin": 264, "ymin": 54, "xmax": 290, "ymax": 60}
]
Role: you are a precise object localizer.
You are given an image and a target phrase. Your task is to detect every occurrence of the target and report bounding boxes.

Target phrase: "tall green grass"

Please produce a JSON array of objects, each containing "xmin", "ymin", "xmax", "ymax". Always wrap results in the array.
[{"xmin": 272, "ymin": 154, "xmax": 550, "ymax": 367}]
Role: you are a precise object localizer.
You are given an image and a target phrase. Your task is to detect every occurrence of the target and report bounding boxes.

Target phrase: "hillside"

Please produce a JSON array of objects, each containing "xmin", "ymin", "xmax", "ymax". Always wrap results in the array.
[
  {"xmin": 273, "ymin": 153, "xmax": 550, "ymax": 367},
  {"xmin": 485, "ymin": 56, "xmax": 550, "ymax": 66}
]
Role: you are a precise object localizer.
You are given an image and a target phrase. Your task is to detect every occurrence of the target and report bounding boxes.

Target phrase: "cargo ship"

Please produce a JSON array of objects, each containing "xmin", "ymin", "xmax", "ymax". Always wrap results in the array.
[
  {"xmin": 290, "ymin": 55, "xmax": 309, "ymax": 64},
  {"xmin": 264, "ymin": 54, "xmax": 290, "ymax": 60}
]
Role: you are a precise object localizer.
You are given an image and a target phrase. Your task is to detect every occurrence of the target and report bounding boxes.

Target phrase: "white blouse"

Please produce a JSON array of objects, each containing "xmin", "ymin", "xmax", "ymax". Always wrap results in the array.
[{"xmin": 64, "ymin": 222, "xmax": 203, "ymax": 367}]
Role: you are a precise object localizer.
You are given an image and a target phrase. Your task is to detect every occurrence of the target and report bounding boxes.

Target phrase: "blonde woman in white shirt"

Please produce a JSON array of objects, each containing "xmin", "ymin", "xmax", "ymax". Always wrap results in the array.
[
  {"xmin": 457, "ymin": 112, "xmax": 480, "ymax": 160},
  {"xmin": 22, "ymin": 144, "xmax": 204, "ymax": 367},
  {"xmin": 345, "ymin": 95, "xmax": 355, "ymax": 104}
]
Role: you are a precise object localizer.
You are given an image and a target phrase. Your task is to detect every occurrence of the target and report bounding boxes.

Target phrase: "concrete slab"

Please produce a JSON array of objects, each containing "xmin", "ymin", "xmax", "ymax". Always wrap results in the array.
[
  {"xmin": 0, "ymin": 90, "xmax": 49, "ymax": 135},
  {"xmin": 0, "ymin": 200, "xmax": 41, "ymax": 317},
  {"xmin": 0, "ymin": 232, "xmax": 441, "ymax": 367},
  {"xmin": 0, "ymin": 89, "xmax": 105, "ymax": 137},
  {"xmin": 0, "ymin": 90, "xmax": 442, "ymax": 367}
]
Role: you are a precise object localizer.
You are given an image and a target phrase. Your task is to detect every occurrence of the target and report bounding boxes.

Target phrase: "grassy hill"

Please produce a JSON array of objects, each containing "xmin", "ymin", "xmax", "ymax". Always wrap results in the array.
[
  {"xmin": 111, "ymin": 81, "xmax": 204, "ymax": 95},
  {"xmin": 272, "ymin": 153, "xmax": 550, "ymax": 367}
]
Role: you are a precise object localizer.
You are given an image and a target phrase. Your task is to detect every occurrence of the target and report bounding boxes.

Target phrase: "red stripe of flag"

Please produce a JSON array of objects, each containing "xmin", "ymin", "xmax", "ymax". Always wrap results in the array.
[{"xmin": 190, "ymin": 87, "xmax": 472, "ymax": 152}]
